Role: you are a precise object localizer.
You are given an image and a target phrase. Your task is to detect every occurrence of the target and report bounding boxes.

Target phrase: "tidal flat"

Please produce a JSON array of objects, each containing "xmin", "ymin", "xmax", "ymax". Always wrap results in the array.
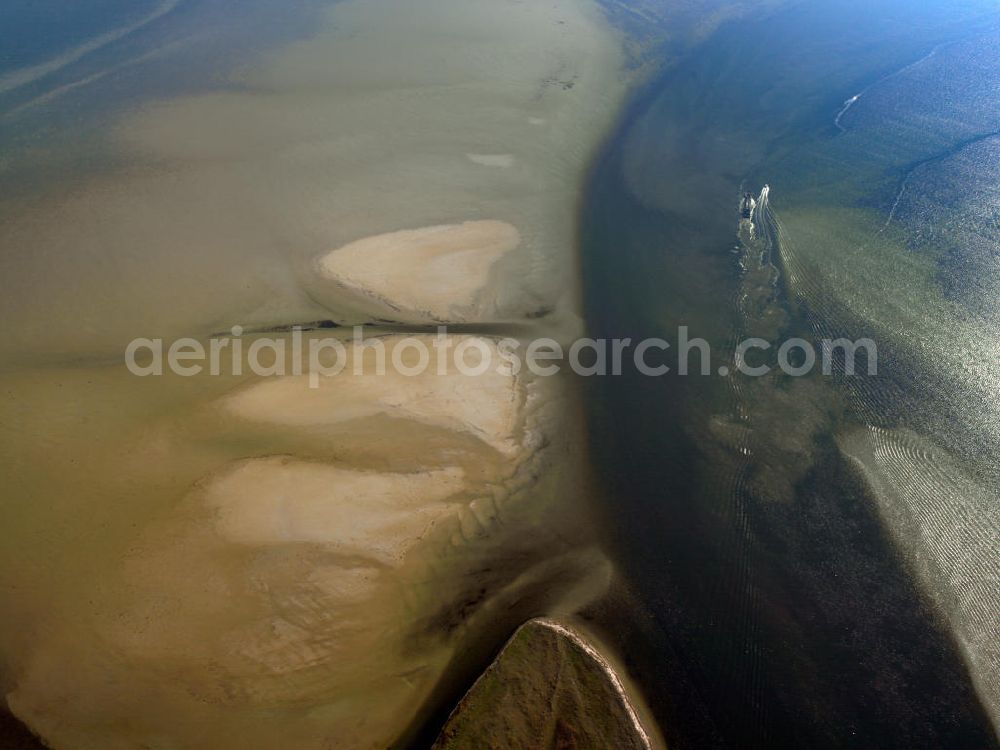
[
  {"xmin": 0, "ymin": 0, "xmax": 640, "ymax": 747},
  {"xmin": 6, "ymin": 0, "xmax": 1000, "ymax": 747}
]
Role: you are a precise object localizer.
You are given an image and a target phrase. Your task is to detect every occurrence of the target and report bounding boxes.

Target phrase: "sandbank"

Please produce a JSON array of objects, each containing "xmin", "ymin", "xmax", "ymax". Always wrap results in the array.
[
  {"xmin": 220, "ymin": 334, "xmax": 525, "ymax": 456},
  {"xmin": 316, "ymin": 221, "xmax": 520, "ymax": 322},
  {"xmin": 206, "ymin": 458, "xmax": 467, "ymax": 565}
]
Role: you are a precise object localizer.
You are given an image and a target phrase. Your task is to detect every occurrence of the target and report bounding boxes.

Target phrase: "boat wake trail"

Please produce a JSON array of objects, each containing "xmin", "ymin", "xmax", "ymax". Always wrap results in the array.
[
  {"xmin": 834, "ymin": 94, "xmax": 860, "ymax": 132},
  {"xmin": 833, "ymin": 43, "xmax": 943, "ymax": 133}
]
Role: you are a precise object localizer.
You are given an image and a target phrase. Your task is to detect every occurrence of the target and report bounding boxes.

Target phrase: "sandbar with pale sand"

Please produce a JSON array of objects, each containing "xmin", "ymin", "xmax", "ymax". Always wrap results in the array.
[{"xmin": 316, "ymin": 221, "xmax": 521, "ymax": 322}]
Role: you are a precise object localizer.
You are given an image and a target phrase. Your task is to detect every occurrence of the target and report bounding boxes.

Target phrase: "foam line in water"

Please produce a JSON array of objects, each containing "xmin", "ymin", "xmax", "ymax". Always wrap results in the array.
[
  {"xmin": 2, "ymin": 39, "xmax": 187, "ymax": 119},
  {"xmin": 0, "ymin": 0, "xmax": 184, "ymax": 95}
]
